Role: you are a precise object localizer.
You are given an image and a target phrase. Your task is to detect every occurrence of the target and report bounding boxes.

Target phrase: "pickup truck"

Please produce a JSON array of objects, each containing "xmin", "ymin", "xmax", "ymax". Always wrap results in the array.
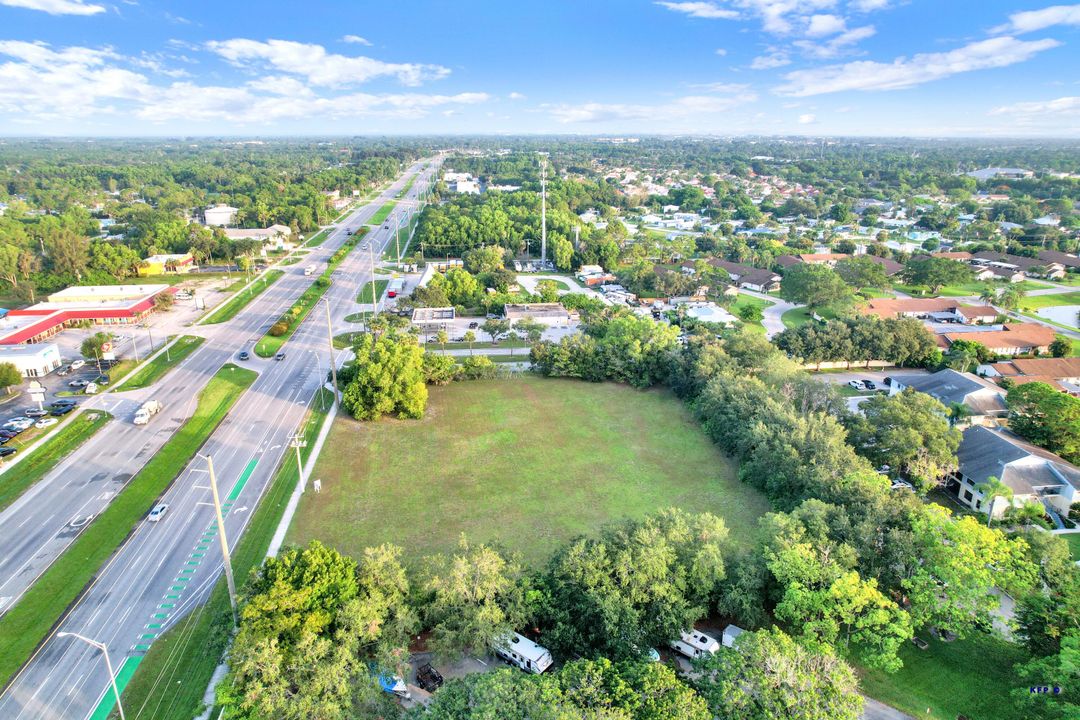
[{"xmin": 133, "ymin": 399, "xmax": 163, "ymax": 425}]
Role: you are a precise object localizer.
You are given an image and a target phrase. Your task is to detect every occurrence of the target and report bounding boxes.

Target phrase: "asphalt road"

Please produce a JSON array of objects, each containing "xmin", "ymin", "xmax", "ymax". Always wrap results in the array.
[{"xmin": 0, "ymin": 160, "xmax": 439, "ymax": 719}]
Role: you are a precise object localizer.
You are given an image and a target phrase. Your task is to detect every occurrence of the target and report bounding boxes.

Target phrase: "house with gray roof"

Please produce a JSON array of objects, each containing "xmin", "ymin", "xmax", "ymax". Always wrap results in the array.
[
  {"xmin": 890, "ymin": 369, "xmax": 1006, "ymax": 425},
  {"xmin": 949, "ymin": 425, "xmax": 1079, "ymax": 520}
]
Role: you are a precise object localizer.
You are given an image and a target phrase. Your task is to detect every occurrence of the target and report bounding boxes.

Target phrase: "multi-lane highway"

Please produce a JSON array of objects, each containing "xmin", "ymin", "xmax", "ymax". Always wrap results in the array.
[{"xmin": 0, "ymin": 159, "xmax": 439, "ymax": 719}]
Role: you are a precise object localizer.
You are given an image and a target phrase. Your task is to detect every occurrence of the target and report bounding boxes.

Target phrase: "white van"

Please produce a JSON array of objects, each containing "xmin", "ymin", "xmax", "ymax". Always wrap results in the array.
[
  {"xmin": 670, "ymin": 629, "xmax": 720, "ymax": 660},
  {"xmin": 495, "ymin": 633, "xmax": 553, "ymax": 674}
]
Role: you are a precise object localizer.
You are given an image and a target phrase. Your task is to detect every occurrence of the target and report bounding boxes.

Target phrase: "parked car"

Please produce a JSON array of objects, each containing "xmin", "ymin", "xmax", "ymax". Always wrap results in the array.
[
  {"xmin": 56, "ymin": 368, "xmax": 70, "ymax": 377},
  {"xmin": 0, "ymin": 430, "xmax": 19, "ymax": 439},
  {"xmin": 864, "ymin": 380, "xmax": 877, "ymax": 390},
  {"xmin": 69, "ymin": 379, "xmax": 89, "ymax": 388},
  {"xmin": 0, "ymin": 447, "xmax": 16, "ymax": 458},
  {"xmin": 24, "ymin": 409, "xmax": 48, "ymax": 418},
  {"xmin": 147, "ymin": 503, "xmax": 169, "ymax": 522},
  {"xmin": 69, "ymin": 360, "xmax": 85, "ymax": 371},
  {"xmin": 468, "ymin": 321, "xmax": 479, "ymax": 329},
  {"xmin": 275, "ymin": 352, "xmax": 286, "ymax": 361},
  {"xmin": 34, "ymin": 418, "xmax": 58, "ymax": 429},
  {"xmin": 238, "ymin": 351, "xmax": 250, "ymax": 361},
  {"xmin": 51, "ymin": 398, "xmax": 77, "ymax": 407},
  {"xmin": 50, "ymin": 405, "xmax": 75, "ymax": 417},
  {"xmin": 847, "ymin": 380, "xmax": 865, "ymax": 390}
]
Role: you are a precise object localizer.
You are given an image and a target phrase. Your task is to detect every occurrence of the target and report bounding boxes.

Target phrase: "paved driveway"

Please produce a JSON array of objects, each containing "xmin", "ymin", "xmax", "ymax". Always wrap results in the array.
[{"xmin": 736, "ymin": 288, "xmax": 800, "ymax": 338}]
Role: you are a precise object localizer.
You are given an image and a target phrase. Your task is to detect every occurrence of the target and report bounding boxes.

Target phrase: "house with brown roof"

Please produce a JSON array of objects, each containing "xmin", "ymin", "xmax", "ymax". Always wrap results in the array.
[
  {"xmin": 942, "ymin": 323, "xmax": 1056, "ymax": 356},
  {"xmin": 982, "ymin": 357, "xmax": 1080, "ymax": 395},
  {"xmin": 1037, "ymin": 250, "xmax": 1080, "ymax": 270},
  {"xmin": 932, "ymin": 251, "xmax": 973, "ymax": 261},
  {"xmin": 681, "ymin": 259, "xmax": 781, "ymax": 292},
  {"xmin": 861, "ymin": 297, "xmax": 996, "ymax": 324},
  {"xmin": 972, "ymin": 250, "xmax": 1066, "ymax": 280}
]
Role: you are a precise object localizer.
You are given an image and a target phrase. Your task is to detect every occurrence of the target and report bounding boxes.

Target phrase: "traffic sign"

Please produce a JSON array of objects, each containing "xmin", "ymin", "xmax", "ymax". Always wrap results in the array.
[{"xmin": 100, "ymin": 342, "xmax": 113, "ymax": 353}]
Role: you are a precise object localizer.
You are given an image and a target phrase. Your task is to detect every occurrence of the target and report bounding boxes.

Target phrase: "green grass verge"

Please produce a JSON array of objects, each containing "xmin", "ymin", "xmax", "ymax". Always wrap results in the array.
[
  {"xmin": 288, "ymin": 376, "xmax": 770, "ymax": 567},
  {"xmin": 441, "ymin": 338, "xmax": 529, "ymax": 350},
  {"xmin": 356, "ymin": 279, "xmax": 388, "ymax": 305},
  {"xmin": 856, "ymin": 633, "xmax": 1041, "ymax": 720},
  {"xmin": 396, "ymin": 175, "xmax": 417, "ymax": 198},
  {"xmin": 781, "ymin": 306, "xmax": 837, "ymax": 329},
  {"xmin": 202, "ymin": 271, "xmax": 284, "ymax": 325},
  {"xmin": 452, "ymin": 353, "xmax": 528, "ymax": 364},
  {"xmin": 116, "ymin": 388, "xmax": 334, "ymax": 720},
  {"xmin": 1063, "ymin": 532, "xmax": 1080, "ymax": 560},
  {"xmin": 0, "ymin": 364, "xmax": 257, "ymax": 688},
  {"xmin": 0, "ymin": 411, "xmax": 111, "ymax": 514},
  {"xmin": 255, "ymin": 235, "xmax": 363, "ymax": 358},
  {"xmin": 1019, "ymin": 291, "xmax": 1080, "ymax": 310},
  {"xmin": 304, "ymin": 228, "xmax": 330, "ymax": 248},
  {"xmin": 118, "ymin": 336, "xmax": 205, "ymax": 391},
  {"xmin": 367, "ymin": 200, "xmax": 396, "ymax": 226},
  {"xmin": 729, "ymin": 296, "xmax": 774, "ymax": 334}
]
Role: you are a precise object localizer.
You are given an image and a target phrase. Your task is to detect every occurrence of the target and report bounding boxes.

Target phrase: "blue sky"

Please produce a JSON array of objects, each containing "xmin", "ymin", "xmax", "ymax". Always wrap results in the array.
[{"xmin": 0, "ymin": 0, "xmax": 1077, "ymax": 136}]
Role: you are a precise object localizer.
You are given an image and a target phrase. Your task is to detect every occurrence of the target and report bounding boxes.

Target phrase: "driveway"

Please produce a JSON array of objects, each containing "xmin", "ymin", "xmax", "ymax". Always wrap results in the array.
[
  {"xmin": 862, "ymin": 696, "xmax": 914, "ymax": 720},
  {"xmin": 736, "ymin": 288, "xmax": 800, "ymax": 338}
]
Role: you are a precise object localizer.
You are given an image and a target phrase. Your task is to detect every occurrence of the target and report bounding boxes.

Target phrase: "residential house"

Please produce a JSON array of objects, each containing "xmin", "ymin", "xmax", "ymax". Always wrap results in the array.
[
  {"xmin": 965, "ymin": 167, "xmax": 1035, "ymax": 181},
  {"xmin": 971, "ymin": 250, "xmax": 1065, "ymax": 280},
  {"xmin": 865, "ymin": 255, "xmax": 905, "ymax": 277},
  {"xmin": 941, "ymin": 323, "xmax": 1056, "ymax": 356},
  {"xmin": 504, "ymin": 303, "xmax": 579, "ymax": 326},
  {"xmin": 776, "ymin": 253, "xmax": 849, "ymax": 268},
  {"xmin": 1037, "ymin": 250, "xmax": 1080, "ymax": 271},
  {"xmin": 947, "ymin": 425, "xmax": 1078, "ymax": 519},
  {"xmin": 860, "ymin": 297, "xmax": 997, "ymax": 324},
  {"xmin": 223, "ymin": 224, "xmax": 295, "ymax": 251},
  {"xmin": 681, "ymin": 259, "xmax": 781, "ymax": 293},
  {"xmin": 973, "ymin": 266, "xmax": 1026, "ymax": 283},
  {"xmin": 981, "ymin": 357, "xmax": 1080, "ymax": 395},
  {"xmin": 889, "ymin": 369, "xmax": 1006, "ymax": 425}
]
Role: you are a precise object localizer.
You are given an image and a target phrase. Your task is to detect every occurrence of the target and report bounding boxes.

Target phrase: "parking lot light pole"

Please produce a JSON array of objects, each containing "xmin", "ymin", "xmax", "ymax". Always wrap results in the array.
[{"xmin": 56, "ymin": 632, "xmax": 125, "ymax": 720}]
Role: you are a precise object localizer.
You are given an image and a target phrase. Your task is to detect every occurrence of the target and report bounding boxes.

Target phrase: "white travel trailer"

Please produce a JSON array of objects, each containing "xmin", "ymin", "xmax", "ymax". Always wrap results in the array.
[
  {"xmin": 495, "ymin": 633, "xmax": 553, "ymax": 674},
  {"xmin": 670, "ymin": 629, "xmax": 720, "ymax": 660}
]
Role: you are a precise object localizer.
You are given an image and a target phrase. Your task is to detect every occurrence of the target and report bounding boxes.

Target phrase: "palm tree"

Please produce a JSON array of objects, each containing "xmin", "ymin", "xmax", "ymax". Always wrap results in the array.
[
  {"xmin": 979, "ymin": 286, "xmax": 997, "ymax": 306},
  {"xmin": 463, "ymin": 330, "xmax": 476, "ymax": 356},
  {"xmin": 975, "ymin": 475, "xmax": 1013, "ymax": 527},
  {"xmin": 948, "ymin": 402, "xmax": 972, "ymax": 427},
  {"xmin": 436, "ymin": 329, "xmax": 448, "ymax": 354}
]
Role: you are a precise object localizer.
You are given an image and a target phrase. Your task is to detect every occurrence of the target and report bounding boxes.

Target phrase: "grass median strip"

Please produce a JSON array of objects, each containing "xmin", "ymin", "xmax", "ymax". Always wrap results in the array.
[
  {"xmin": 255, "ymin": 233, "xmax": 363, "ymax": 358},
  {"xmin": 118, "ymin": 388, "xmax": 334, "ymax": 720},
  {"xmin": 117, "ymin": 336, "xmax": 205, "ymax": 390},
  {"xmin": 0, "ymin": 364, "xmax": 258, "ymax": 688},
  {"xmin": 0, "ymin": 411, "xmax": 111, "ymax": 514},
  {"xmin": 304, "ymin": 228, "xmax": 330, "ymax": 247},
  {"xmin": 367, "ymin": 200, "xmax": 396, "ymax": 226},
  {"xmin": 201, "ymin": 270, "xmax": 284, "ymax": 325},
  {"xmin": 356, "ymin": 278, "xmax": 388, "ymax": 305}
]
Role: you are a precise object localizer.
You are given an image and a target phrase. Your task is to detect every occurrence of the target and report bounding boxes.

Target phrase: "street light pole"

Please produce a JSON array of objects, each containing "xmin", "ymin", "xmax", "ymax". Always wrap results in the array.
[
  {"xmin": 323, "ymin": 300, "xmax": 339, "ymax": 404},
  {"xmin": 368, "ymin": 242, "xmax": 378, "ymax": 317},
  {"xmin": 198, "ymin": 454, "xmax": 238, "ymax": 628},
  {"xmin": 57, "ymin": 632, "xmax": 126, "ymax": 720},
  {"xmin": 289, "ymin": 432, "xmax": 307, "ymax": 490}
]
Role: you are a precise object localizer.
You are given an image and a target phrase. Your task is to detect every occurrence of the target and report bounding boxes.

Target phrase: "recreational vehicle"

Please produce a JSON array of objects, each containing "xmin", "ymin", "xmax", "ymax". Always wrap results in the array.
[
  {"xmin": 670, "ymin": 629, "xmax": 720, "ymax": 660},
  {"xmin": 495, "ymin": 633, "xmax": 553, "ymax": 674}
]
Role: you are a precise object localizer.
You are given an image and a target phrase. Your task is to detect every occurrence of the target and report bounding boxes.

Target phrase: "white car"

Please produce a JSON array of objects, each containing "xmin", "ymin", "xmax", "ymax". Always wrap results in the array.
[
  {"xmin": 69, "ymin": 360, "xmax": 85, "ymax": 371},
  {"xmin": 847, "ymin": 380, "xmax": 865, "ymax": 390},
  {"xmin": 147, "ymin": 503, "xmax": 169, "ymax": 522},
  {"xmin": 5, "ymin": 418, "xmax": 33, "ymax": 431},
  {"xmin": 34, "ymin": 418, "xmax": 58, "ymax": 429}
]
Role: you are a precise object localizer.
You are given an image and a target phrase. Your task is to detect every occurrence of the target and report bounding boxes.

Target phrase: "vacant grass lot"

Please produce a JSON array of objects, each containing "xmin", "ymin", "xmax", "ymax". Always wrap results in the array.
[
  {"xmin": 118, "ymin": 335, "xmax": 204, "ymax": 390},
  {"xmin": 201, "ymin": 270, "xmax": 284, "ymax": 324},
  {"xmin": 0, "ymin": 364, "xmax": 257, "ymax": 687},
  {"xmin": 1020, "ymin": 290, "xmax": 1080, "ymax": 310},
  {"xmin": 856, "ymin": 633, "xmax": 1043, "ymax": 720},
  {"xmin": 288, "ymin": 377, "xmax": 769, "ymax": 566}
]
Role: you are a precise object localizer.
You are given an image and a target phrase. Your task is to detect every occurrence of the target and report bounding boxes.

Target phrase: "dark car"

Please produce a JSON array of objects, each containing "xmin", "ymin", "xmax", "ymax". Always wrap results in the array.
[
  {"xmin": 864, "ymin": 380, "xmax": 877, "ymax": 390},
  {"xmin": 274, "ymin": 352, "xmax": 286, "ymax": 361},
  {"xmin": 93, "ymin": 375, "xmax": 110, "ymax": 386},
  {"xmin": 50, "ymin": 405, "xmax": 75, "ymax": 417},
  {"xmin": 0, "ymin": 430, "xmax": 18, "ymax": 439},
  {"xmin": 51, "ymin": 398, "xmax": 77, "ymax": 408},
  {"xmin": 468, "ymin": 321, "xmax": 479, "ymax": 329},
  {"xmin": 238, "ymin": 351, "xmax": 250, "ymax": 361},
  {"xmin": 0, "ymin": 447, "xmax": 16, "ymax": 458}
]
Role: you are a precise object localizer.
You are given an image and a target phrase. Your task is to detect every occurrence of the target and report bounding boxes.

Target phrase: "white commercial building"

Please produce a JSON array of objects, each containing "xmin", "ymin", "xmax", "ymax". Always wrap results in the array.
[
  {"xmin": 202, "ymin": 204, "xmax": 239, "ymax": 226},
  {"xmin": 0, "ymin": 343, "xmax": 62, "ymax": 377}
]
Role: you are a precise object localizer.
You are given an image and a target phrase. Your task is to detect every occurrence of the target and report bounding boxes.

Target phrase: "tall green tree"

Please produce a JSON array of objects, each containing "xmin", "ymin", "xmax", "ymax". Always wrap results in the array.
[
  {"xmin": 901, "ymin": 257, "xmax": 972, "ymax": 293},
  {"xmin": 341, "ymin": 332, "xmax": 427, "ymax": 420},
  {"xmin": 0, "ymin": 362, "xmax": 21, "ymax": 394},
  {"xmin": 780, "ymin": 264, "xmax": 852, "ymax": 312},
  {"xmin": 1007, "ymin": 382, "xmax": 1080, "ymax": 464}
]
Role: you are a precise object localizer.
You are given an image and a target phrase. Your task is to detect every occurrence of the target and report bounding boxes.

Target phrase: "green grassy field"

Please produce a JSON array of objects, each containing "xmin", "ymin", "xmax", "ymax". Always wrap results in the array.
[
  {"xmin": 368, "ymin": 200, "xmax": 396, "ymax": 226},
  {"xmin": 781, "ymin": 305, "xmax": 837, "ymax": 329},
  {"xmin": 1064, "ymin": 532, "xmax": 1080, "ymax": 560},
  {"xmin": 117, "ymin": 388, "xmax": 333, "ymax": 720},
  {"xmin": 287, "ymin": 377, "xmax": 770, "ymax": 566},
  {"xmin": 356, "ymin": 279, "xmax": 388, "ymax": 305},
  {"xmin": 396, "ymin": 175, "xmax": 417, "ymax": 198},
  {"xmin": 730, "ymin": 295, "xmax": 774, "ymax": 334},
  {"xmin": 856, "ymin": 633, "xmax": 1043, "ymax": 720},
  {"xmin": 896, "ymin": 280, "xmax": 1051, "ymax": 297},
  {"xmin": 1019, "ymin": 291, "xmax": 1080, "ymax": 310},
  {"xmin": 201, "ymin": 270, "xmax": 284, "ymax": 324},
  {"xmin": 0, "ymin": 411, "xmax": 111, "ymax": 513},
  {"xmin": 0, "ymin": 364, "xmax": 257, "ymax": 688},
  {"xmin": 117, "ymin": 336, "xmax": 205, "ymax": 390}
]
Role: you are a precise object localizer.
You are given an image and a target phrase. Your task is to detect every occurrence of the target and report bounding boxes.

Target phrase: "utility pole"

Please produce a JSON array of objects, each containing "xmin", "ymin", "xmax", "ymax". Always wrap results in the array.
[
  {"xmin": 57, "ymin": 633, "xmax": 125, "ymax": 720},
  {"xmin": 368, "ymin": 242, "xmax": 378, "ymax": 317},
  {"xmin": 540, "ymin": 156, "xmax": 547, "ymax": 264},
  {"xmin": 200, "ymin": 454, "xmax": 238, "ymax": 628},
  {"xmin": 323, "ymin": 299, "xmax": 339, "ymax": 404},
  {"xmin": 289, "ymin": 432, "xmax": 307, "ymax": 490}
]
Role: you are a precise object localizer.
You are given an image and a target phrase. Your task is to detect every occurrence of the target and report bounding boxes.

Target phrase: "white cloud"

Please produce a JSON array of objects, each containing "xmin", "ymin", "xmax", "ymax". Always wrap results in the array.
[
  {"xmin": 691, "ymin": 81, "xmax": 752, "ymax": 92},
  {"xmin": 750, "ymin": 51, "xmax": 791, "ymax": 69},
  {"xmin": 715, "ymin": 48, "xmax": 728, "ymax": 56},
  {"xmin": 794, "ymin": 24, "xmax": 875, "ymax": 58},
  {"xmin": 205, "ymin": 38, "xmax": 449, "ymax": 87},
  {"xmin": 655, "ymin": 1, "xmax": 739, "ymax": 20},
  {"xmin": 341, "ymin": 35, "xmax": 373, "ymax": 46},
  {"xmin": 806, "ymin": 14, "xmax": 846, "ymax": 36},
  {"xmin": 508, "ymin": 91, "xmax": 526, "ymax": 100},
  {"xmin": 993, "ymin": 4, "xmax": 1080, "ymax": 34},
  {"xmin": 798, "ymin": 113, "xmax": 816, "ymax": 123},
  {"xmin": 0, "ymin": 0, "xmax": 104, "ymax": 15},
  {"xmin": 0, "ymin": 40, "xmax": 489, "ymax": 127},
  {"xmin": 776, "ymin": 36, "xmax": 1060, "ymax": 96},
  {"xmin": 989, "ymin": 95, "xmax": 1080, "ymax": 117},
  {"xmin": 549, "ymin": 92, "xmax": 756, "ymax": 123},
  {"xmin": 850, "ymin": 0, "xmax": 888, "ymax": 11}
]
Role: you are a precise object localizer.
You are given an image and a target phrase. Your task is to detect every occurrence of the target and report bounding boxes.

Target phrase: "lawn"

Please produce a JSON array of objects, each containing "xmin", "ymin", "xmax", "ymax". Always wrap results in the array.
[
  {"xmin": 1063, "ymin": 532, "xmax": 1080, "ymax": 560},
  {"xmin": 730, "ymin": 295, "xmax": 774, "ymax": 334},
  {"xmin": 781, "ymin": 305, "xmax": 836, "ymax": 329},
  {"xmin": 1019, "ymin": 291, "xmax": 1080, "ymax": 310},
  {"xmin": 116, "ymin": 389, "xmax": 333, "ymax": 720},
  {"xmin": 856, "ymin": 633, "xmax": 1043, "ymax": 720},
  {"xmin": 116, "ymin": 335, "xmax": 204, "ymax": 390},
  {"xmin": 304, "ymin": 228, "xmax": 330, "ymax": 247},
  {"xmin": 396, "ymin": 175, "xmax": 417, "ymax": 198},
  {"xmin": 356, "ymin": 278, "xmax": 388, "ymax": 305},
  {"xmin": 287, "ymin": 377, "xmax": 770, "ymax": 566},
  {"xmin": 895, "ymin": 280, "xmax": 1051, "ymax": 298},
  {"xmin": 201, "ymin": 270, "xmax": 284, "ymax": 324},
  {"xmin": 368, "ymin": 200, "xmax": 397, "ymax": 226},
  {"xmin": 0, "ymin": 411, "xmax": 111, "ymax": 513},
  {"xmin": 0, "ymin": 364, "xmax": 257, "ymax": 688}
]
